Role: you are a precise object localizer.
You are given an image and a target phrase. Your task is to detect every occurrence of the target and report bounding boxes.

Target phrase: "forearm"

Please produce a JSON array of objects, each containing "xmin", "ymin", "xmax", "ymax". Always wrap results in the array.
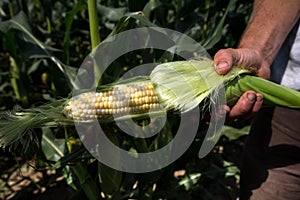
[{"xmin": 239, "ymin": 0, "xmax": 300, "ymax": 69}]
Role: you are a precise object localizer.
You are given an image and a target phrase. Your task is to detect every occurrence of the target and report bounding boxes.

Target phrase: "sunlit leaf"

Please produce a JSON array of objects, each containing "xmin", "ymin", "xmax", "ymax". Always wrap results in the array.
[
  {"xmin": 62, "ymin": 165, "xmax": 78, "ymax": 190},
  {"xmin": 27, "ymin": 59, "xmax": 43, "ymax": 75},
  {"xmin": 109, "ymin": 11, "xmax": 158, "ymax": 36},
  {"xmin": 178, "ymin": 173, "xmax": 202, "ymax": 191},
  {"xmin": 142, "ymin": 0, "xmax": 162, "ymax": 18},
  {"xmin": 223, "ymin": 160, "xmax": 240, "ymax": 179},
  {"xmin": 220, "ymin": 125, "xmax": 250, "ymax": 140},
  {"xmin": 127, "ymin": 11, "xmax": 158, "ymax": 27},
  {"xmin": 41, "ymin": 127, "xmax": 66, "ymax": 162}
]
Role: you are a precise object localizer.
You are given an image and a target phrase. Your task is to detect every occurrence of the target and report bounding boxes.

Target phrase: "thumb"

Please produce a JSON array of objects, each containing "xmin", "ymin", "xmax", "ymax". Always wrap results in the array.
[
  {"xmin": 214, "ymin": 48, "xmax": 261, "ymax": 75},
  {"xmin": 213, "ymin": 48, "xmax": 237, "ymax": 74}
]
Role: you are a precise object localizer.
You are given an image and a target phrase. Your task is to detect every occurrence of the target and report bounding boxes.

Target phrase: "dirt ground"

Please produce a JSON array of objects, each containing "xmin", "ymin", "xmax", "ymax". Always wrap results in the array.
[{"xmin": 0, "ymin": 150, "xmax": 72, "ymax": 200}]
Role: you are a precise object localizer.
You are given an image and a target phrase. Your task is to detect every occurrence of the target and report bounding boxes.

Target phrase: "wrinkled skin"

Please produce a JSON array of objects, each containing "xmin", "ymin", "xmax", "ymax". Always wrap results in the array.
[
  {"xmin": 213, "ymin": 0, "xmax": 300, "ymax": 120},
  {"xmin": 213, "ymin": 48, "xmax": 265, "ymax": 120}
]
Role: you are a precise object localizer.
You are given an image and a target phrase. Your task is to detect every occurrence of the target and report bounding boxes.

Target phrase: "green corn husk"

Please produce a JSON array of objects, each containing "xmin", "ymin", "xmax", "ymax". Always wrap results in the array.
[
  {"xmin": 149, "ymin": 58, "xmax": 250, "ymax": 112},
  {"xmin": 225, "ymin": 75, "xmax": 300, "ymax": 108},
  {"xmin": 150, "ymin": 58, "xmax": 300, "ymax": 110},
  {"xmin": 1, "ymin": 58, "xmax": 300, "ymax": 148}
]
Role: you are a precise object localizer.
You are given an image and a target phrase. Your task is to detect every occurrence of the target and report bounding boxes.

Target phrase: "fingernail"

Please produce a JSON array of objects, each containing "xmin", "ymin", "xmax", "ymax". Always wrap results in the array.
[
  {"xmin": 247, "ymin": 93, "xmax": 256, "ymax": 101},
  {"xmin": 216, "ymin": 61, "xmax": 229, "ymax": 70},
  {"xmin": 257, "ymin": 95, "xmax": 263, "ymax": 102}
]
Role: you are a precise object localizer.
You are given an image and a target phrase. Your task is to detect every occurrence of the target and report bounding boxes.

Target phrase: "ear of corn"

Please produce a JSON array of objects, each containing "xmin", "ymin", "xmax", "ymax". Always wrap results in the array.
[
  {"xmin": 1, "ymin": 58, "xmax": 300, "ymax": 148},
  {"xmin": 64, "ymin": 81, "xmax": 164, "ymax": 121}
]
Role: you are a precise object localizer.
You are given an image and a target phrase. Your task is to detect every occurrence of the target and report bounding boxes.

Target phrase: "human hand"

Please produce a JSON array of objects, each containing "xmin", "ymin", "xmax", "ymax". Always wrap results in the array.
[{"xmin": 213, "ymin": 48, "xmax": 267, "ymax": 120}]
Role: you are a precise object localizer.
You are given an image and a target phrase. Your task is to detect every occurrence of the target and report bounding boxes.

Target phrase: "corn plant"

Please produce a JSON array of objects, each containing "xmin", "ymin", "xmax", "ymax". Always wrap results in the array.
[{"xmin": 0, "ymin": 0, "xmax": 270, "ymax": 199}]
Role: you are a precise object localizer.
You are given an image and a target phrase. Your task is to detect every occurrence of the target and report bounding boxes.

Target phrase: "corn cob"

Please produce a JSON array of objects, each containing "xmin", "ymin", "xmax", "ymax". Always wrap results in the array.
[
  {"xmin": 2, "ymin": 59, "xmax": 300, "ymax": 149},
  {"xmin": 63, "ymin": 82, "xmax": 163, "ymax": 121}
]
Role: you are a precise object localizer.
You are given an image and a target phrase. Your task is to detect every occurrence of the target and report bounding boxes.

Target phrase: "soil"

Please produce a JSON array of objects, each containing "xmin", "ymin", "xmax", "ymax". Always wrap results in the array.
[{"xmin": 0, "ymin": 150, "xmax": 72, "ymax": 200}]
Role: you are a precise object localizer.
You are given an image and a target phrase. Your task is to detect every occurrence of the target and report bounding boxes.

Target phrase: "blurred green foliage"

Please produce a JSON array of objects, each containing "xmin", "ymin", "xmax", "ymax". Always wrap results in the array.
[{"xmin": 0, "ymin": 0, "xmax": 253, "ymax": 199}]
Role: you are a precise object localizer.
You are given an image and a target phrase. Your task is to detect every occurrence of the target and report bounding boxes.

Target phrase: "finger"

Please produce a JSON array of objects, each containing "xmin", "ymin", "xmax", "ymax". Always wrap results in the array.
[
  {"xmin": 202, "ymin": 105, "xmax": 230, "ymax": 122},
  {"xmin": 228, "ymin": 91, "xmax": 257, "ymax": 119},
  {"xmin": 213, "ymin": 48, "xmax": 236, "ymax": 74},
  {"xmin": 214, "ymin": 48, "xmax": 262, "ymax": 75},
  {"xmin": 251, "ymin": 93, "xmax": 263, "ymax": 113},
  {"xmin": 212, "ymin": 104, "xmax": 230, "ymax": 121},
  {"xmin": 257, "ymin": 66, "xmax": 271, "ymax": 79}
]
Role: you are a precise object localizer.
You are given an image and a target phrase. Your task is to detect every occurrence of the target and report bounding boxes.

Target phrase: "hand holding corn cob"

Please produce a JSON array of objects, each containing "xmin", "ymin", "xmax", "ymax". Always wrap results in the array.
[
  {"xmin": 214, "ymin": 48, "xmax": 265, "ymax": 119},
  {"xmin": 1, "ymin": 58, "xmax": 300, "ymax": 148}
]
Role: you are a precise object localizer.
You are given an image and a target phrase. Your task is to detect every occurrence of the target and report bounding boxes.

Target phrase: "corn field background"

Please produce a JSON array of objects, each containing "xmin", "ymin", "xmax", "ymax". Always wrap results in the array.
[{"xmin": 0, "ymin": 0, "xmax": 253, "ymax": 199}]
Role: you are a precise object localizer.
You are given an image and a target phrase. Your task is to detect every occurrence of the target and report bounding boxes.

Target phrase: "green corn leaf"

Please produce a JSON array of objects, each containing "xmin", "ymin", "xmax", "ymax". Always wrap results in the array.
[
  {"xmin": 109, "ymin": 11, "xmax": 158, "ymax": 36},
  {"xmin": 98, "ymin": 162, "xmax": 123, "ymax": 198},
  {"xmin": 220, "ymin": 125, "xmax": 250, "ymax": 141},
  {"xmin": 178, "ymin": 173, "xmax": 202, "ymax": 191},
  {"xmin": 41, "ymin": 127, "xmax": 66, "ymax": 162},
  {"xmin": 9, "ymin": 55, "xmax": 28, "ymax": 104},
  {"xmin": 202, "ymin": 0, "xmax": 237, "ymax": 50},
  {"xmin": 0, "ymin": 11, "xmax": 77, "ymax": 89},
  {"xmin": 73, "ymin": 162, "xmax": 99, "ymax": 200},
  {"xmin": 0, "ymin": 11, "xmax": 59, "ymax": 53},
  {"xmin": 98, "ymin": 4, "xmax": 127, "ymax": 21},
  {"xmin": 63, "ymin": 0, "xmax": 87, "ymax": 65},
  {"xmin": 142, "ymin": 0, "xmax": 162, "ymax": 19}
]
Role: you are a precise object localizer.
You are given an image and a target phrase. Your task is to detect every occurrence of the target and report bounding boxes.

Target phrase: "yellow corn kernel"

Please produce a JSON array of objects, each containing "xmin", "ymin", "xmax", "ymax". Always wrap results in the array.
[{"xmin": 63, "ymin": 82, "xmax": 162, "ymax": 121}]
